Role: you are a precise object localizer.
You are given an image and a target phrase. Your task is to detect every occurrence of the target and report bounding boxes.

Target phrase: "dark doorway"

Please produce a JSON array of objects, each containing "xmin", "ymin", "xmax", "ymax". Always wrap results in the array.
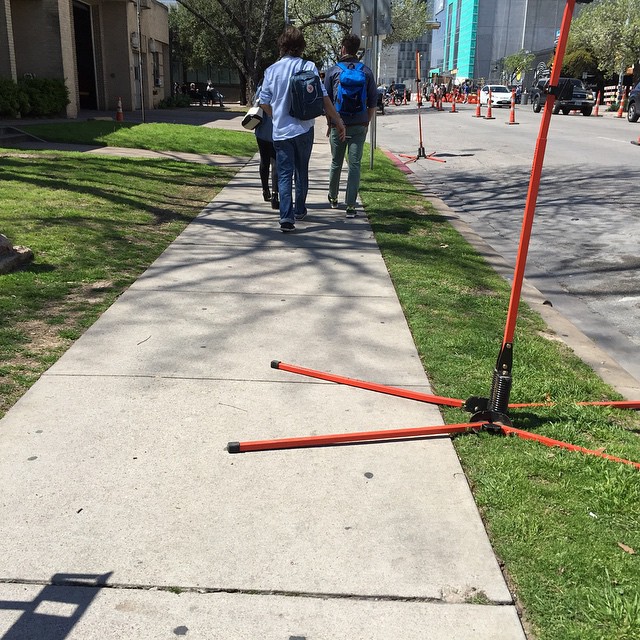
[{"xmin": 73, "ymin": 1, "xmax": 97, "ymax": 109}]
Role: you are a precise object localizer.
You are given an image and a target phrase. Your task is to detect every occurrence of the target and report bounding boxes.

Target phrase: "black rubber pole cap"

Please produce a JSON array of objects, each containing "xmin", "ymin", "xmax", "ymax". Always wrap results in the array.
[
  {"xmin": 227, "ymin": 442, "xmax": 241, "ymax": 454},
  {"xmin": 270, "ymin": 360, "xmax": 281, "ymax": 369}
]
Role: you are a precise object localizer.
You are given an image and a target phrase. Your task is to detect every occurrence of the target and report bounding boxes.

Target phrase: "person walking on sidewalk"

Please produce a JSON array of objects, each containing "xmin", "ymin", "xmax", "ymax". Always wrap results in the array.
[
  {"xmin": 253, "ymin": 84, "xmax": 279, "ymax": 210},
  {"xmin": 324, "ymin": 33, "xmax": 377, "ymax": 218},
  {"xmin": 259, "ymin": 25, "xmax": 346, "ymax": 232}
]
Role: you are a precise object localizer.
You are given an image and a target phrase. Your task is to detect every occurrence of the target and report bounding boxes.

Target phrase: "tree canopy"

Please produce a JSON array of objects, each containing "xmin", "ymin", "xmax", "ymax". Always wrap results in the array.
[
  {"xmin": 502, "ymin": 49, "xmax": 535, "ymax": 84},
  {"xmin": 568, "ymin": 0, "xmax": 640, "ymax": 77},
  {"xmin": 170, "ymin": 0, "xmax": 435, "ymax": 101},
  {"xmin": 171, "ymin": 0, "xmax": 283, "ymax": 103}
]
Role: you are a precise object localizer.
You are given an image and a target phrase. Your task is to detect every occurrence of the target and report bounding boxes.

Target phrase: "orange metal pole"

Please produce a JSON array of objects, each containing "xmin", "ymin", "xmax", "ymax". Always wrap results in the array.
[
  {"xmin": 501, "ymin": 0, "xmax": 575, "ymax": 346},
  {"xmin": 508, "ymin": 400, "xmax": 640, "ymax": 409},
  {"xmin": 502, "ymin": 425, "xmax": 640, "ymax": 469},
  {"xmin": 228, "ymin": 422, "xmax": 479, "ymax": 453},
  {"xmin": 271, "ymin": 361, "xmax": 465, "ymax": 407}
]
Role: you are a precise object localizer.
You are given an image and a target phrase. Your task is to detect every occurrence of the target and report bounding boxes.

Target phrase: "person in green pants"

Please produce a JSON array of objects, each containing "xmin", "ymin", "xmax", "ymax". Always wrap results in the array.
[{"xmin": 324, "ymin": 33, "xmax": 378, "ymax": 218}]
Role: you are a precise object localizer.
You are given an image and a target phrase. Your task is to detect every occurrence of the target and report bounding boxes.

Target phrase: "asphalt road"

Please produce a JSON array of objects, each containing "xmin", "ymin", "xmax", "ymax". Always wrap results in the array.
[{"xmin": 375, "ymin": 101, "xmax": 640, "ymax": 383}]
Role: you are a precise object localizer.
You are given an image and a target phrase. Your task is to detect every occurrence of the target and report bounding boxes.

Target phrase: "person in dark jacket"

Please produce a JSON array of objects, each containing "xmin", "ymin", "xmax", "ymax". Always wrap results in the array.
[
  {"xmin": 253, "ymin": 85, "xmax": 278, "ymax": 209},
  {"xmin": 324, "ymin": 34, "xmax": 377, "ymax": 218}
]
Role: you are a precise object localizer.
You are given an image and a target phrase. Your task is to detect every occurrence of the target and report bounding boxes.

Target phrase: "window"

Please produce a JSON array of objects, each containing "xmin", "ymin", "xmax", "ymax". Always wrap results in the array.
[{"xmin": 152, "ymin": 51, "xmax": 161, "ymax": 87}]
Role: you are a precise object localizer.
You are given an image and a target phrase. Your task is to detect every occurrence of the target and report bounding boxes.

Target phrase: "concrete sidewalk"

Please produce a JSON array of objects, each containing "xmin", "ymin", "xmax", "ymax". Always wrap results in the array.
[{"xmin": 0, "ymin": 116, "xmax": 525, "ymax": 638}]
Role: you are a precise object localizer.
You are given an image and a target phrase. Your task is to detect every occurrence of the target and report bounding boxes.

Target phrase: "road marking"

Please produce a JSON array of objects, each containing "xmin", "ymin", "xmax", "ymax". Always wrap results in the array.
[{"xmin": 597, "ymin": 136, "xmax": 633, "ymax": 144}]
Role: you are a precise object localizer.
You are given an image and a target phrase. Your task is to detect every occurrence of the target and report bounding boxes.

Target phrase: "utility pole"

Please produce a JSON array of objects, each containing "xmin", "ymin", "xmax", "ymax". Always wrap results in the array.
[{"xmin": 360, "ymin": 0, "xmax": 392, "ymax": 168}]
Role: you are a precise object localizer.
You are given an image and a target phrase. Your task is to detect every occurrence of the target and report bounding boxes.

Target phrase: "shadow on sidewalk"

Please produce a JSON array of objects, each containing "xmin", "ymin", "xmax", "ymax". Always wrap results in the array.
[{"xmin": 0, "ymin": 572, "xmax": 112, "ymax": 640}]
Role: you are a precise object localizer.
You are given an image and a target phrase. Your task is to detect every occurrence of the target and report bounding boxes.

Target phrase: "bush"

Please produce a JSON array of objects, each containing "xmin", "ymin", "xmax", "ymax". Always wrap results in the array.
[
  {"xmin": 0, "ymin": 77, "xmax": 69, "ymax": 117},
  {"xmin": 157, "ymin": 93, "xmax": 192, "ymax": 109},
  {"xmin": 18, "ymin": 77, "xmax": 70, "ymax": 116},
  {"xmin": 0, "ymin": 79, "xmax": 22, "ymax": 117}
]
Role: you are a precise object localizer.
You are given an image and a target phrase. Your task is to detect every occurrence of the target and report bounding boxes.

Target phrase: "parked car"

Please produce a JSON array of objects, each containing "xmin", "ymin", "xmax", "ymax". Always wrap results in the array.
[
  {"xmin": 529, "ymin": 77, "xmax": 595, "ymax": 116},
  {"xmin": 628, "ymin": 81, "xmax": 639, "ymax": 123},
  {"xmin": 392, "ymin": 83, "xmax": 411, "ymax": 104},
  {"xmin": 479, "ymin": 85, "xmax": 512, "ymax": 107}
]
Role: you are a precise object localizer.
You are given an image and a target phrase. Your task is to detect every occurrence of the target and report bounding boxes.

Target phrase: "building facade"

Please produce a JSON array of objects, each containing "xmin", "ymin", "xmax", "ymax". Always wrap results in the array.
[
  {"xmin": 430, "ymin": 0, "xmax": 574, "ymax": 84},
  {"xmin": 380, "ymin": 31, "xmax": 434, "ymax": 86},
  {"xmin": 0, "ymin": 0, "xmax": 170, "ymax": 118}
]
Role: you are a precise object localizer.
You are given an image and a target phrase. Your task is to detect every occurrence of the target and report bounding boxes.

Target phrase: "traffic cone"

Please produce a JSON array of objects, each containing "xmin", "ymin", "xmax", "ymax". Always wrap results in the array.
[
  {"xmin": 116, "ymin": 97, "xmax": 124, "ymax": 122},
  {"xmin": 506, "ymin": 89, "xmax": 519, "ymax": 125},
  {"xmin": 616, "ymin": 88, "xmax": 627, "ymax": 118},
  {"xmin": 472, "ymin": 91, "xmax": 482, "ymax": 117},
  {"xmin": 632, "ymin": 133, "xmax": 640, "ymax": 147},
  {"xmin": 450, "ymin": 97, "xmax": 458, "ymax": 113},
  {"xmin": 402, "ymin": 89, "xmax": 407, "ymax": 105},
  {"xmin": 484, "ymin": 90, "xmax": 495, "ymax": 120},
  {"xmin": 593, "ymin": 91, "xmax": 602, "ymax": 117}
]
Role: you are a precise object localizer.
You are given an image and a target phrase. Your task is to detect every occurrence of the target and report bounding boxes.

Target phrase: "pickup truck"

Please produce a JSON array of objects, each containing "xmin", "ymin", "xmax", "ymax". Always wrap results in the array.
[{"xmin": 530, "ymin": 77, "xmax": 596, "ymax": 116}]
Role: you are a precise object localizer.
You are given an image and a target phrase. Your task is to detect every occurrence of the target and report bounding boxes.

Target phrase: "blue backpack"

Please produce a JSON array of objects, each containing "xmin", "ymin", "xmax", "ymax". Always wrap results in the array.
[
  {"xmin": 289, "ymin": 62, "xmax": 325, "ymax": 120},
  {"xmin": 335, "ymin": 62, "xmax": 367, "ymax": 115}
]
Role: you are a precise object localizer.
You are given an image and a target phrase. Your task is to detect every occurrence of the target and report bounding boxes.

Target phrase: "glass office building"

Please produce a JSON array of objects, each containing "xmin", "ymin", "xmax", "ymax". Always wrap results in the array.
[{"xmin": 430, "ymin": 0, "xmax": 570, "ymax": 83}]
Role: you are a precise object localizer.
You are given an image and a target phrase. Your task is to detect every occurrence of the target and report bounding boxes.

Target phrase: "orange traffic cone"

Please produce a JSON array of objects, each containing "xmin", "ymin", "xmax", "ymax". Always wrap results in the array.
[
  {"xmin": 402, "ymin": 89, "xmax": 407, "ymax": 105},
  {"xmin": 506, "ymin": 89, "xmax": 519, "ymax": 125},
  {"xmin": 617, "ymin": 88, "xmax": 627, "ymax": 118},
  {"xmin": 632, "ymin": 133, "xmax": 640, "ymax": 147},
  {"xmin": 450, "ymin": 97, "xmax": 458, "ymax": 113},
  {"xmin": 116, "ymin": 97, "xmax": 124, "ymax": 122},
  {"xmin": 593, "ymin": 91, "xmax": 602, "ymax": 117},
  {"xmin": 472, "ymin": 91, "xmax": 482, "ymax": 118},
  {"xmin": 484, "ymin": 90, "xmax": 495, "ymax": 120}
]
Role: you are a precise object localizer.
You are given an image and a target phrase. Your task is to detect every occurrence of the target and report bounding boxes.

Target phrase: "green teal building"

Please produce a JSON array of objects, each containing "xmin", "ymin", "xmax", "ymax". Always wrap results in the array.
[{"xmin": 430, "ymin": 0, "xmax": 572, "ymax": 83}]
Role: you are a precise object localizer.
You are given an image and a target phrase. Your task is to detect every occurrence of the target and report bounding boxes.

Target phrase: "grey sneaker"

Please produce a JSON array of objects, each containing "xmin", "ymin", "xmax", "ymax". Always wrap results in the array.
[
  {"xmin": 328, "ymin": 195, "xmax": 338, "ymax": 209},
  {"xmin": 346, "ymin": 207, "xmax": 357, "ymax": 218}
]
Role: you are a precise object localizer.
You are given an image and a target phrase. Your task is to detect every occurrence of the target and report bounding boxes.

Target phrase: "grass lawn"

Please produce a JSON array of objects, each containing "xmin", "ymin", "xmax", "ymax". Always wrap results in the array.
[
  {"xmin": 20, "ymin": 121, "xmax": 258, "ymax": 157},
  {"xmin": 0, "ymin": 137, "xmax": 242, "ymax": 416},
  {"xmin": 1, "ymin": 124, "xmax": 639, "ymax": 639},
  {"xmin": 360, "ymin": 152, "xmax": 640, "ymax": 640}
]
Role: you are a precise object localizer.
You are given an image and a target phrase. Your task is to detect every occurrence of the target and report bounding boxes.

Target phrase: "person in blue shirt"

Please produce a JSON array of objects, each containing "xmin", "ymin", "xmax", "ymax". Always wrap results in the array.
[{"xmin": 259, "ymin": 26, "xmax": 346, "ymax": 232}]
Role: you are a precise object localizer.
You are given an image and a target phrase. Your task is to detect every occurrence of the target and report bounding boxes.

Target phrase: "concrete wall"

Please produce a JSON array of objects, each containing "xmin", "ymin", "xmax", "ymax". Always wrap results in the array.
[
  {"xmin": 0, "ymin": 0, "xmax": 168, "ymax": 116},
  {"xmin": 10, "ymin": 0, "xmax": 77, "ymax": 116},
  {"xmin": 12, "ymin": 0, "xmax": 64, "ymax": 77},
  {"xmin": 100, "ymin": 1, "xmax": 132, "ymax": 109}
]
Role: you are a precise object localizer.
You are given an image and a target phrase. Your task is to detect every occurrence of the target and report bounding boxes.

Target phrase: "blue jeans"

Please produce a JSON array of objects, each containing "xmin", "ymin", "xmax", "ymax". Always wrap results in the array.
[
  {"xmin": 274, "ymin": 129, "xmax": 314, "ymax": 224},
  {"xmin": 328, "ymin": 124, "xmax": 367, "ymax": 208}
]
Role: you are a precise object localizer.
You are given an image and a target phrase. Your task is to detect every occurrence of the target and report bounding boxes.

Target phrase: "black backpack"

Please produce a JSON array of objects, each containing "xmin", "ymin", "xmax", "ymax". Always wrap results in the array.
[{"xmin": 289, "ymin": 62, "xmax": 325, "ymax": 120}]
